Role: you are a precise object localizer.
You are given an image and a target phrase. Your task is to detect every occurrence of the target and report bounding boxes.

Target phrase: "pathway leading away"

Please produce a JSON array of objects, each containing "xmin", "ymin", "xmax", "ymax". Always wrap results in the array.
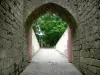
[{"xmin": 20, "ymin": 48, "xmax": 82, "ymax": 75}]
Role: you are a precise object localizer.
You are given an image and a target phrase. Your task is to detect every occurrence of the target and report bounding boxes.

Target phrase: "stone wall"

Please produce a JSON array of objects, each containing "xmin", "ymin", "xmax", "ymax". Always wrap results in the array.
[
  {"xmin": 0, "ymin": 0, "xmax": 29, "ymax": 75},
  {"xmin": 73, "ymin": 0, "xmax": 100, "ymax": 75},
  {"xmin": 24, "ymin": 0, "xmax": 100, "ymax": 75},
  {"xmin": 0, "ymin": 0, "xmax": 100, "ymax": 75}
]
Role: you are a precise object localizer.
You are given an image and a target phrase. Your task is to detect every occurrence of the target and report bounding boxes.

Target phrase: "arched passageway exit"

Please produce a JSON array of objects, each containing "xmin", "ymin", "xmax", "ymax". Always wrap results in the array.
[
  {"xmin": 25, "ymin": 2, "xmax": 77, "ymax": 63},
  {"xmin": 0, "ymin": 0, "xmax": 99, "ymax": 75}
]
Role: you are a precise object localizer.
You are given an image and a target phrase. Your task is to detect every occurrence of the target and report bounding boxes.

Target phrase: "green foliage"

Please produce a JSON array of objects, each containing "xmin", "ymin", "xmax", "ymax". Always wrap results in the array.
[{"xmin": 33, "ymin": 13, "xmax": 68, "ymax": 47}]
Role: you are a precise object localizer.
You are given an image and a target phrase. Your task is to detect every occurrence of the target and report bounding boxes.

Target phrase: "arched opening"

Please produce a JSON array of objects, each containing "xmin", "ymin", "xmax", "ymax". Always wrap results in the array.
[
  {"xmin": 33, "ymin": 13, "xmax": 68, "ymax": 48},
  {"xmin": 24, "ymin": 3, "xmax": 77, "ymax": 63}
]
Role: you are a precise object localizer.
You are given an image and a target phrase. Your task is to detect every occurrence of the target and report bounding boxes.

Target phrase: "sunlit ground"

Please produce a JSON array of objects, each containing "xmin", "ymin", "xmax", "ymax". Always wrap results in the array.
[
  {"xmin": 21, "ymin": 28, "xmax": 83, "ymax": 75},
  {"xmin": 21, "ymin": 48, "xmax": 82, "ymax": 75},
  {"xmin": 32, "ymin": 48, "xmax": 68, "ymax": 63}
]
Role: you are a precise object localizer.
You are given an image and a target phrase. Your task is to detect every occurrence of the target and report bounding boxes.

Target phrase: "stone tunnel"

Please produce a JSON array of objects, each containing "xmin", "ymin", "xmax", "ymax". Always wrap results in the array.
[{"xmin": 0, "ymin": 0, "xmax": 100, "ymax": 75}]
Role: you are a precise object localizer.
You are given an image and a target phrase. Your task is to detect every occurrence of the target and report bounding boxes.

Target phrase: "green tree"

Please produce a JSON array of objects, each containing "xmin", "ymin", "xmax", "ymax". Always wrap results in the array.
[{"xmin": 33, "ymin": 13, "xmax": 68, "ymax": 47}]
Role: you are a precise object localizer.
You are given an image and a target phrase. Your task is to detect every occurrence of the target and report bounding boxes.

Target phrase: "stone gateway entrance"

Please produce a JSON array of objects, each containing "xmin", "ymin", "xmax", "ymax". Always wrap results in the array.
[{"xmin": 0, "ymin": 0, "xmax": 100, "ymax": 75}]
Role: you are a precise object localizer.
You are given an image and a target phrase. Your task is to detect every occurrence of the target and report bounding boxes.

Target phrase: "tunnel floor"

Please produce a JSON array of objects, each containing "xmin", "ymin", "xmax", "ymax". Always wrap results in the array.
[{"xmin": 20, "ymin": 48, "xmax": 82, "ymax": 75}]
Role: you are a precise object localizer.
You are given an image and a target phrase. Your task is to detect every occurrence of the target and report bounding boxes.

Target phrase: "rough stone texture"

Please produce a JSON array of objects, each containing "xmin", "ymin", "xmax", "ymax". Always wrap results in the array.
[
  {"xmin": 24, "ymin": 0, "xmax": 100, "ymax": 75},
  {"xmin": 23, "ymin": 0, "xmax": 100, "ymax": 75},
  {"xmin": 0, "ymin": 0, "xmax": 28, "ymax": 75},
  {"xmin": 72, "ymin": 0, "xmax": 100, "ymax": 75},
  {"xmin": 0, "ymin": 0, "xmax": 100, "ymax": 75}
]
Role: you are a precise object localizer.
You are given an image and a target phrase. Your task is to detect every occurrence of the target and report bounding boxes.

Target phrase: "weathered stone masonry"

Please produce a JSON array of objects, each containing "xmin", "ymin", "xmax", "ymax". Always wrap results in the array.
[
  {"xmin": 24, "ymin": 0, "xmax": 100, "ymax": 75},
  {"xmin": 72, "ymin": 0, "xmax": 100, "ymax": 75},
  {"xmin": 0, "ymin": 0, "xmax": 28, "ymax": 75},
  {"xmin": 0, "ymin": 0, "xmax": 100, "ymax": 75}
]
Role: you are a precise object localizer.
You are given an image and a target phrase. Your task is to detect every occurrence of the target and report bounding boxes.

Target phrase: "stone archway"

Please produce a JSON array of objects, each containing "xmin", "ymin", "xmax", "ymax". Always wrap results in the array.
[
  {"xmin": 18, "ymin": 0, "xmax": 100, "ymax": 74},
  {"xmin": 24, "ymin": 2, "xmax": 77, "ymax": 65},
  {"xmin": 0, "ymin": 0, "xmax": 99, "ymax": 75},
  {"xmin": 24, "ymin": 2, "xmax": 77, "ymax": 35}
]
